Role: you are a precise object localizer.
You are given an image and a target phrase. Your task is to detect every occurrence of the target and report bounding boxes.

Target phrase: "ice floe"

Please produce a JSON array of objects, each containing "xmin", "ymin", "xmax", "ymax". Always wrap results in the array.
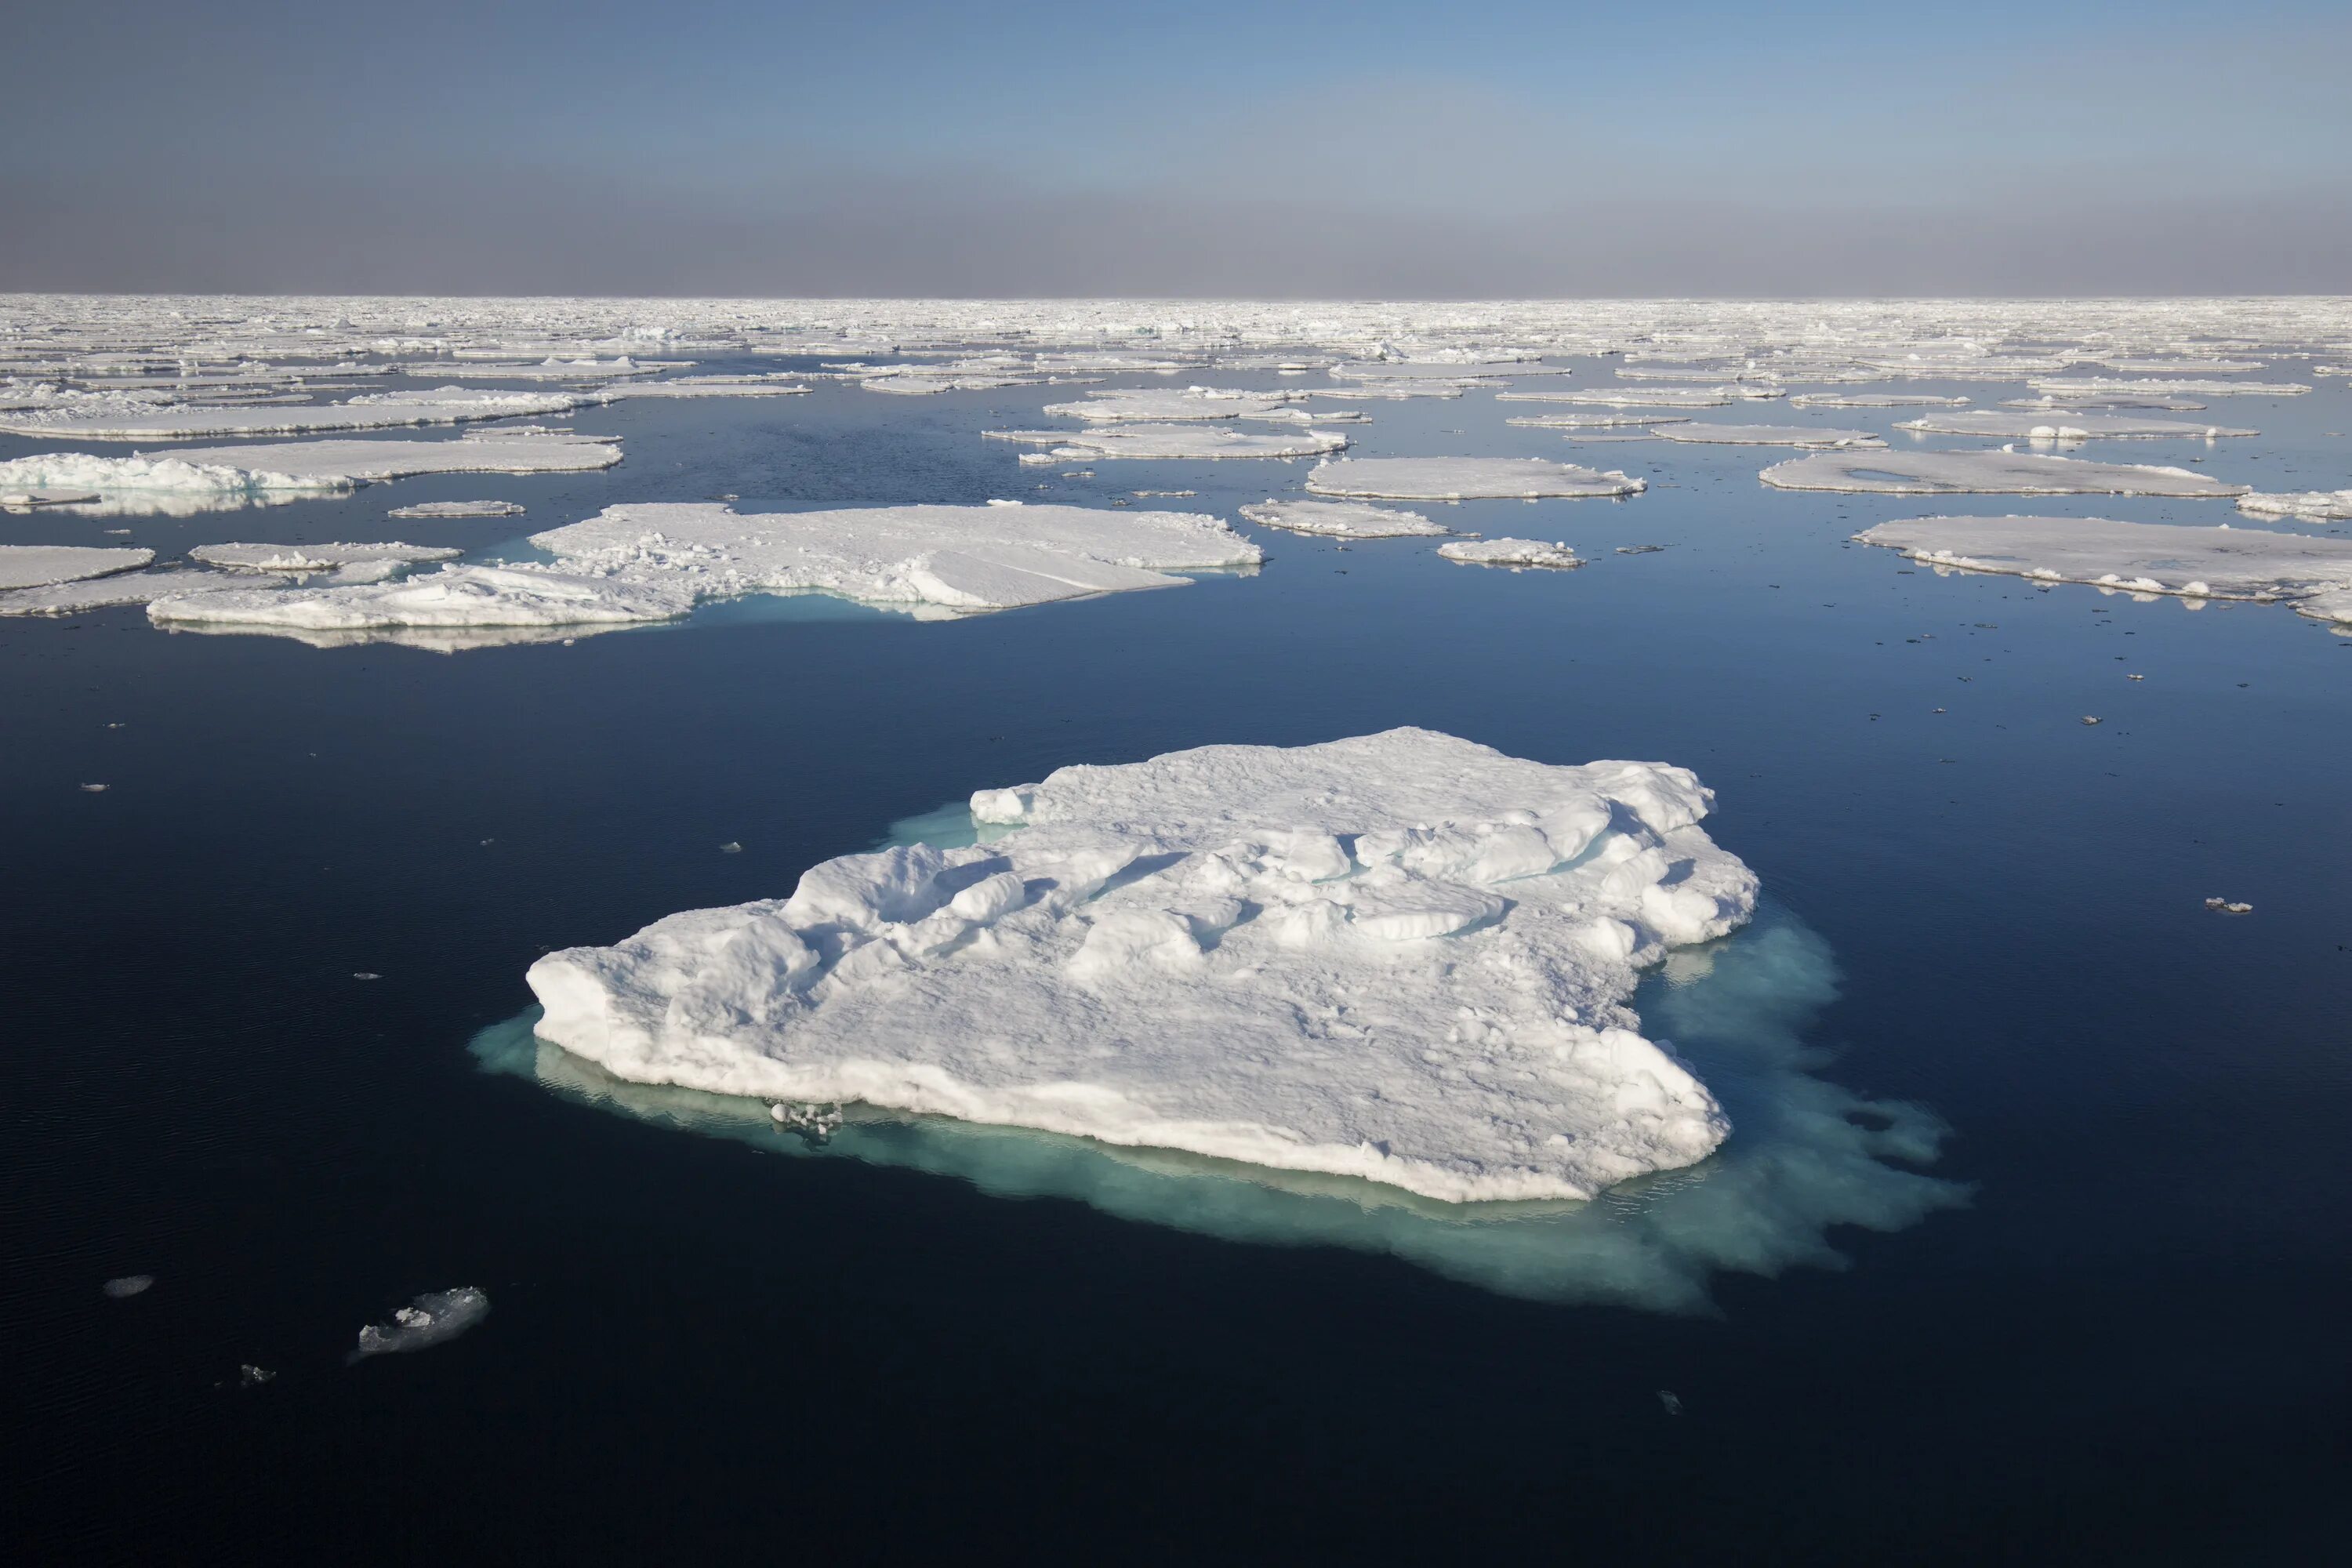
[
  {"xmin": 1438, "ymin": 539, "xmax": 1584, "ymax": 569},
  {"xmin": 387, "ymin": 499, "xmax": 528, "ymax": 519},
  {"xmin": 148, "ymin": 564, "xmax": 691, "ymax": 637},
  {"xmin": 479, "ymin": 910, "xmax": 1965, "ymax": 1310},
  {"xmin": 1505, "ymin": 412, "xmax": 1690, "ymax": 429},
  {"xmin": 1788, "ymin": 392, "xmax": 1971, "ymax": 409},
  {"xmin": 1305, "ymin": 457, "xmax": 1643, "ymax": 501},
  {"xmin": 1043, "ymin": 387, "xmax": 1309, "ymax": 423},
  {"xmin": 350, "ymin": 1287, "xmax": 490, "ymax": 1360},
  {"xmin": 525, "ymin": 729, "xmax": 1759, "ymax": 1203},
  {"xmin": 2027, "ymin": 377, "xmax": 2309, "ymax": 399},
  {"xmin": 989, "ymin": 424, "xmax": 1348, "ymax": 461},
  {"xmin": 188, "ymin": 542, "xmax": 463, "ymax": 573},
  {"xmin": 1894, "ymin": 411, "xmax": 2256, "ymax": 440},
  {"xmin": 2237, "ymin": 488, "xmax": 2352, "ymax": 521},
  {"xmin": 0, "ymin": 387, "xmax": 579, "ymax": 441},
  {"xmin": 1760, "ymin": 448, "xmax": 2249, "ymax": 497},
  {"xmin": 1653, "ymin": 423, "xmax": 1884, "ymax": 448},
  {"xmin": 0, "ymin": 434, "xmax": 619, "ymax": 514},
  {"xmin": 1855, "ymin": 515, "xmax": 2352, "ymax": 618},
  {"xmin": 0, "ymin": 545, "xmax": 155, "ymax": 590},
  {"xmin": 1236, "ymin": 499, "xmax": 1450, "ymax": 538},
  {"xmin": 1507, "ymin": 387, "xmax": 1759, "ymax": 408},
  {"xmin": 526, "ymin": 499, "xmax": 1262, "ymax": 617}
]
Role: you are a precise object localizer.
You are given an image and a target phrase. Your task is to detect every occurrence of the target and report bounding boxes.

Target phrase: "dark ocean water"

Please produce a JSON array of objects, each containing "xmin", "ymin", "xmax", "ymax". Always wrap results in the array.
[{"xmin": 4, "ymin": 358, "xmax": 2347, "ymax": 1562}]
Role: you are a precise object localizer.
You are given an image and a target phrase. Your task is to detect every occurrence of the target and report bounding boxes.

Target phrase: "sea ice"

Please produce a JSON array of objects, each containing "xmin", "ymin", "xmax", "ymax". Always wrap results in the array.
[
  {"xmin": 1043, "ymin": 387, "xmax": 1309, "ymax": 423},
  {"xmin": 350, "ymin": 1287, "xmax": 490, "ymax": 1360},
  {"xmin": 0, "ymin": 545, "xmax": 155, "ymax": 590},
  {"xmin": 1305, "ymin": 457, "xmax": 1644, "ymax": 501},
  {"xmin": 1788, "ymin": 392, "xmax": 1970, "ymax": 408},
  {"xmin": 1437, "ymin": 539, "xmax": 1584, "ymax": 568},
  {"xmin": 480, "ymin": 910, "xmax": 1962, "ymax": 1309},
  {"xmin": 188, "ymin": 543, "xmax": 463, "ymax": 573},
  {"xmin": 1653, "ymin": 423, "xmax": 1884, "ymax": 448},
  {"xmin": 527, "ymin": 730, "xmax": 1759, "ymax": 1203},
  {"xmin": 1853, "ymin": 515, "xmax": 2352, "ymax": 608},
  {"xmin": 0, "ymin": 387, "xmax": 579, "ymax": 441},
  {"xmin": 988, "ymin": 424, "xmax": 1348, "ymax": 461},
  {"xmin": 1893, "ymin": 411, "xmax": 2256, "ymax": 440},
  {"xmin": 0, "ymin": 435, "xmax": 619, "ymax": 513},
  {"xmin": 387, "ymin": 500, "xmax": 528, "ymax": 519},
  {"xmin": 1506, "ymin": 412, "xmax": 1690, "ymax": 429},
  {"xmin": 2237, "ymin": 488, "xmax": 2352, "ymax": 521},
  {"xmin": 1530, "ymin": 387, "xmax": 1772, "ymax": 408},
  {"xmin": 148, "ymin": 564, "xmax": 692, "ymax": 635},
  {"xmin": 528, "ymin": 500, "xmax": 1262, "ymax": 615},
  {"xmin": 1759, "ymin": 449, "xmax": 2249, "ymax": 497},
  {"xmin": 2026, "ymin": 377, "xmax": 2309, "ymax": 399},
  {"xmin": 1237, "ymin": 499, "xmax": 1450, "ymax": 538},
  {"xmin": 0, "ymin": 568, "xmax": 282, "ymax": 619}
]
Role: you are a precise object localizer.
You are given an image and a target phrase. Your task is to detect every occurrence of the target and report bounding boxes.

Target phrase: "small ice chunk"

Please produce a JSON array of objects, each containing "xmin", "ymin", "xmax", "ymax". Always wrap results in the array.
[
  {"xmin": 103, "ymin": 1275, "xmax": 153, "ymax": 1298},
  {"xmin": 2237, "ymin": 488, "xmax": 2352, "ymax": 521},
  {"xmin": 1657, "ymin": 1390, "xmax": 1683, "ymax": 1415},
  {"xmin": 386, "ymin": 499, "xmax": 528, "ymax": 519},
  {"xmin": 239, "ymin": 1364, "xmax": 276, "ymax": 1387},
  {"xmin": 1438, "ymin": 538, "xmax": 1584, "ymax": 569},
  {"xmin": 350, "ymin": 1287, "xmax": 491, "ymax": 1359},
  {"xmin": 2204, "ymin": 898, "xmax": 2253, "ymax": 914}
]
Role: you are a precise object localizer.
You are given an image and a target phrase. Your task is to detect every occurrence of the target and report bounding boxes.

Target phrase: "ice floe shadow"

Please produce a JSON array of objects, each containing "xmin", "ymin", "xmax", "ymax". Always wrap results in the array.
[{"xmin": 472, "ymin": 901, "xmax": 1965, "ymax": 1313}]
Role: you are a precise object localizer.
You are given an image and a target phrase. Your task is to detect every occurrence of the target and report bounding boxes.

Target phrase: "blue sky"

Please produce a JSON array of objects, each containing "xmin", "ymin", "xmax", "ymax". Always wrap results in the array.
[{"xmin": 5, "ymin": 0, "xmax": 2348, "ymax": 294}]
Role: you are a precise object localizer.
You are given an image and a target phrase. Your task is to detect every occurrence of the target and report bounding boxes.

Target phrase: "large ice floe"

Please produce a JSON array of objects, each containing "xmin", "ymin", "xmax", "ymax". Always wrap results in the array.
[
  {"xmin": 525, "ymin": 731, "xmax": 1759, "ymax": 1204},
  {"xmin": 1237, "ymin": 499, "xmax": 1450, "ymax": 538},
  {"xmin": 2026, "ymin": 376, "xmax": 2308, "ymax": 400},
  {"xmin": 187, "ymin": 542, "xmax": 462, "ymax": 574},
  {"xmin": 1893, "ymin": 411, "xmax": 2257, "ymax": 441},
  {"xmin": 1788, "ymin": 392, "xmax": 1971, "ymax": 409},
  {"xmin": 1759, "ymin": 448, "xmax": 2249, "ymax": 497},
  {"xmin": 1653, "ymin": 423, "xmax": 1883, "ymax": 448},
  {"xmin": 987, "ymin": 424, "xmax": 1348, "ymax": 461},
  {"xmin": 0, "ymin": 544, "xmax": 155, "ymax": 590},
  {"xmin": 147, "ymin": 564, "xmax": 691, "ymax": 637},
  {"xmin": 1512, "ymin": 387, "xmax": 1769, "ymax": 408},
  {"xmin": 1305, "ymin": 457, "xmax": 1644, "ymax": 501},
  {"xmin": 2238, "ymin": 488, "xmax": 2352, "ymax": 521},
  {"xmin": 0, "ymin": 387, "xmax": 579, "ymax": 441},
  {"xmin": 0, "ymin": 434, "xmax": 620, "ymax": 514},
  {"xmin": 1042, "ymin": 387, "xmax": 1309, "ymax": 423},
  {"xmin": 1854, "ymin": 515, "xmax": 2352, "ymax": 625}
]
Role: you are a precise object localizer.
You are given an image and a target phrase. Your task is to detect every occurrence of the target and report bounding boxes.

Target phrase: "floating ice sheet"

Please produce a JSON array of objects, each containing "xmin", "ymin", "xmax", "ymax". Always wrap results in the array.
[
  {"xmin": 1508, "ymin": 387, "xmax": 1752, "ymax": 408},
  {"xmin": 1236, "ymin": 499, "xmax": 1450, "ymax": 538},
  {"xmin": 526, "ymin": 730, "xmax": 1759, "ymax": 1203},
  {"xmin": 1653, "ymin": 423, "xmax": 1883, "ymax": 448},
  {"xmin": 0, "ymin": 566, "xmax": 279, "ymax": 618},
  {"xmin": 1438, "ymin": 538, "xmax": 1583, "ymax": 568},
  {"xmin": 1760, "ymin": 448, "xmax": 2249, "ymax": 497},
  {"xmin": 1305, "ymin": 457, "xmax": 1643, "ymax": 501},
  {"xmin": 1506, "ymin": 412, "xmax": 1689, "ymax": 429},
  {"xmin": 485, "ymin": 902, "xmax": 1962, "ymax": 1310},
  {"xmin": 1895, "ymin": 411, "xmax": 2256, "ymax": 440},
  {"xmin": 2238, "ymin": 488, "xmax": 2352, "ymax": 521},
  {"xmin": 148, "ymin": 564, "xmax": 691, "ymax": 636},
  {"xmin": 989, "ymin": 424, "xmax": 1347, "ymax": 461},
  {"xmin": 2027, "ymin": 377, "xmax": 2309, "ymax": 399},
  {"xmin": 188, "ymin": 542, "xmax": 462, "ymax": 573},
  {"xmin": 1854, "ymin": 514, "xmax": 2352, "ymax": 614},
  {"xmin": 0, "ymin": 545, "xmax": 154, "ymax": 590},
  {"xmin": 0, "ymin": 387, "xmax": 580, "ymax": 441},
  {"xmin": 387, "ymin": 499, "xmax": 527, "ymax": 519},
  {"xmin": 1788, "ymin": 392, "xmax": 1971, "ymax": 408},
  {"xmin": 350, "ymin": 1287, "xmax": 490, "ymax": 1361},
  {"xmin": 1044, "ymin": 387, "xmax": 1309, "ymax": 423},
  {"xmin": 0, "ymin": 435, "xmax": 619, "ymax": 514}
]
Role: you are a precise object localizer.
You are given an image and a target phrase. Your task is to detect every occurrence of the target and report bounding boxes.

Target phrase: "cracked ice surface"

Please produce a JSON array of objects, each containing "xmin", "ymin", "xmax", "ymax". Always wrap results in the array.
[
  {"xmin": 526, "ymin": 729, "xmax": 1759, "ymax": 1203},
  {"xmin": 1855, "ymin": 515, "xmax": 2352, "ymax": 616},
  {"xmin": 1760, "ymin": 448, "xmax": 2249, "ymax": 497},
  {"xmin": 1306, "ymin": 457, "xmax": 1643, "ymax": 501}
]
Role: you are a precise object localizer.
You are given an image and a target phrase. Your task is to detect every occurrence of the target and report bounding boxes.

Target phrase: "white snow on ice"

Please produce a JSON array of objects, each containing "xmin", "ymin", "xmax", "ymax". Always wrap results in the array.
[
  {"xmin": 1438, "ymin": 539, "xmax": 1584, "ymax": 569},
  {"xmin": 1236, "ymin": 499, "xmax": 1451, "ymax": 538},
  {"xmin": 1760, "ymin": 448, "xmax": 2249, "ymax": 497},
  {"xmin": 525, "ymin": 729, "xmax": 1759, "ymax": 1203},
  {"xmin": 2237, "ymin": 488, "xmax": 2352, "ymax": 521},
  {"xmin": 1305, "ymin": 457, "xmax": 1643, "ymax": 501},
  {"xmin": 1894, "ymin": 411, "xmax": 2256, "ymax": 440},
  {"xmin": 1855, "ymin": 515, "xmax": 2352, "ymax": 615},
  {"xmin": 0, "ymin": 544, "xmax": 156, "ymax": 590}
]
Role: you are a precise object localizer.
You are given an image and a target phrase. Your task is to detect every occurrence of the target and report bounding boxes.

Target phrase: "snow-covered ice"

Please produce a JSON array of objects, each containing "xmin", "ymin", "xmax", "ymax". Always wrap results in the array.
[
  {"xmin": 988, "ymin": 424, "xmax": 1347, "ymax": 461},
  {"xmin": 1653, "ymin": 423, "xmax": 1884, "ymax": 448},
  {"xmin": 528, "ymin": 500, "xmax": 1263, "ymax": 616},
  {"xmin": 188, "ymin": 542, "xmax": 463, "ymax": 573},
  {"xmin": 0, "ymin": 387, "xmax": 579, "ymax": 441},
  {"xmin": 1438, "ymin": 539, "xmax": 1584, "ymax": 569},
  {"xmin": 1760, "ymin": 448, "xmax": 2249, "ymax": 497},
  {"xmin": 2027, "ymin": 377, "xmax": 2309, "ymax": 399},
  {"xmin": 387, "ymin": 499, "xmax": 528, "ymax": 519},
  {"xmin": 1894, "ymin": 411, "xmax": 2256, "ymax": 440},
  {"xmin": 1854, "ymin": 515, "xmax": 2352, "ymax": 612},
  {"xmin": 1043, "ymin": 387, "xmax": 1309, "ymax": 423},
  {"xmin": 1507, "ymin": 387, "xmax": 1758, "ymax": 408},
  {"xmin": 1505, "ymin": 412, "xmax": 1689, "ymax": 429},
  {"xmin": 1305, "ymin": 458, "xmax": 1644, "ymax": 501},
  {"xmin": 1789, "ymin": 392, "xmax": 1970, "ymax": 408},
  {"xmin": 148, "ymin": 564, "xmax": 691, "ymax": 635},
  {"xmin": 1237, "ymin": 499, "xmax": 1450, "ymax": 538},
  {"xmin": 0, "ymin": 545, "xmax": 155, "ymax": 590},
  {"xmin": 525, "ymin": 729, "xmax": 1759, "ymax": 1203},
  {"xmin": 0, "ymin": 434, "xmax": 619, "ymax": 513},
  {"xmin": 350, "ymin": 1287, "xmax": 490, "ymax": 1360},
  {"xmin": 0, "ymin": 568, "xmax": 282, "ymax": 619},
  {"xmin": 2237, "ymin": 488, "xmax": 2352, "ymax": 521}
]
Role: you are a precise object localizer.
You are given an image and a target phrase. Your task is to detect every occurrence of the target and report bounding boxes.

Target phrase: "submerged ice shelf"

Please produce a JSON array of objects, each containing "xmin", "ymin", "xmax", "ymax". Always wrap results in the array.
[{"xmin": 527, "ymin": 730, "xmax": 1759, "ymax": 1205}]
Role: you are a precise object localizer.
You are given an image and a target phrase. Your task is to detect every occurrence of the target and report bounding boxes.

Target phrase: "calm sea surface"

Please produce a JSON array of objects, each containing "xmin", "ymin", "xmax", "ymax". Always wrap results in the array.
[{"xmin": 5, "ymin": 357, "xmax": 2347, "ymax": 1561}]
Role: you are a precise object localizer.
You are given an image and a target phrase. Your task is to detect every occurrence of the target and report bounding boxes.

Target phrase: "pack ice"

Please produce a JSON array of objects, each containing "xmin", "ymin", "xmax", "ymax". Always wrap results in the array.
[
  {"xmin": 1305, "ymin": 458, "xmax": 1644, "ymax": 501},
  {"xmin": 1760, "ymin": 449, "xmax": 2249, "ymax": 497},
  {"xmin": 527, "ymin": 730, "xmax": 1759, "ymax": 1204},
  {"xmin": 1855, "ymin": 515, "xmax": 2352, "ymax": 622}
]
